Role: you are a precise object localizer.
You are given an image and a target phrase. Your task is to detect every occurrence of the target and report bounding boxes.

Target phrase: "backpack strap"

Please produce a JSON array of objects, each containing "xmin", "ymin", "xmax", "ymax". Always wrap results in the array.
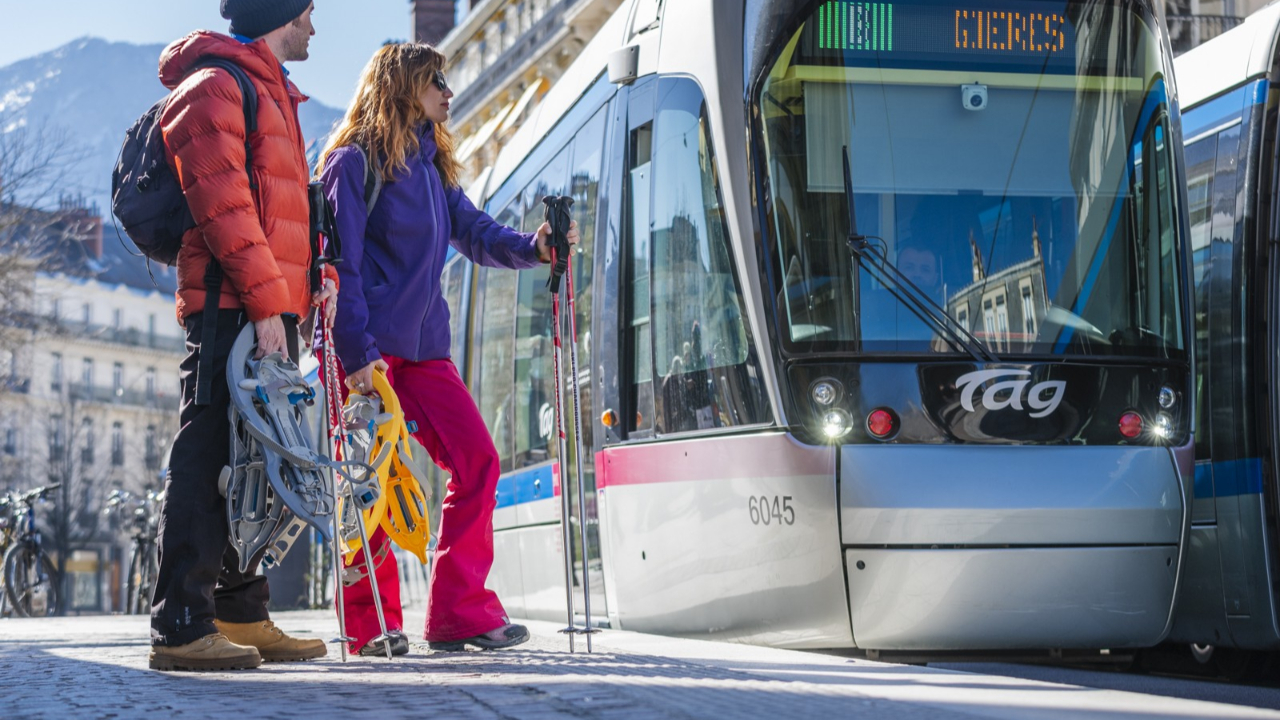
[
  {"xmin": 192, "ymin": 59, "xmax": 259, "ymax": 407},
  {"xmin": 353, "ymin": 144, "xmax": 383, "ymax": 216}
]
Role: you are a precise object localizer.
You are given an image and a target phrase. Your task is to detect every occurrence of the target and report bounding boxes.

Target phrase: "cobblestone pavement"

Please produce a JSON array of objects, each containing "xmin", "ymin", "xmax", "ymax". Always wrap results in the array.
[{"xmin": 3, "ymin": 610, "xmax": 1277, "ymax": 720}]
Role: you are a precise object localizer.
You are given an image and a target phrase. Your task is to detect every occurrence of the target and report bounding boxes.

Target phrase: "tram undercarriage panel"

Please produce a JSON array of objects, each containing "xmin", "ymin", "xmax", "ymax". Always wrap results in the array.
[{"xmin": 845, "ymin": 546, "xmax": 1178, "ymax": 650}]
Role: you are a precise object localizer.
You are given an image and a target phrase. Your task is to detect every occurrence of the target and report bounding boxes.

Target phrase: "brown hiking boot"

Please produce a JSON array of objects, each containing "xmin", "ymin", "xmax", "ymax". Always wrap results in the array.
[
  {"xmin": 214, "ymin": 619, "xmax": 327, "ymax": 662},
  {"xmin": 149, "ymin": 633, "xmax": 262, "ymax": 671}
]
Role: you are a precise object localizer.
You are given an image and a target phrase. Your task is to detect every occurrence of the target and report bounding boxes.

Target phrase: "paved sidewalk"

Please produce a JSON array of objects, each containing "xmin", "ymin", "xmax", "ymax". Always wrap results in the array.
[{"xmin": 2, "ymin": 610, "xmax": 1277, "ymax": 719}]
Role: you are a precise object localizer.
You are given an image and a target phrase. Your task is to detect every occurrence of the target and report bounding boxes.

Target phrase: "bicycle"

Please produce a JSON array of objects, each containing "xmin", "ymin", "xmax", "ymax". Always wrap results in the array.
[
  {"xmin": 2, "ymin": 483, "xmax": 61, "ymax": 617},
  {"xmin": 103, "ymin": 487, "xmax": 163, "ymax": 615}
]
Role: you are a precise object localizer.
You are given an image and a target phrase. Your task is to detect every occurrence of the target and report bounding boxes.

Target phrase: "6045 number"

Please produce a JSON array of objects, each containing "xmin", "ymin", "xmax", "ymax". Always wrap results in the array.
[{"xmin": 749, "ymin": 495, "xmax": 795, "ymax": 526}]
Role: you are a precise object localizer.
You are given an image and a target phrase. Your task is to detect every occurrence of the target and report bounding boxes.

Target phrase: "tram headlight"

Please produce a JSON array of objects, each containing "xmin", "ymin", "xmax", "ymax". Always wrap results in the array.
[
  {"xmin": 1158, "ymin": 385, "xmax": 1177, "ymax": 409},
  {"xmin": 1153, "ymin": 413, "xmax": 1174, "ymax": 440},
  {"xmin": 821, "ymin": 409, "xmax": 853, "ymax": 440},
  {"xmin": 811, "ymin": 379, "xmax": 841, "ymax": 406}
]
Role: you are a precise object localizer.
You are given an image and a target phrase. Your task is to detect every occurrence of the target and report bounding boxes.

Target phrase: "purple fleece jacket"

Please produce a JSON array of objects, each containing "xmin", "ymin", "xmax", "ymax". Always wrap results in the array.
[{"xmin": 320, "ymin": 123, "xmax": 541, "ymax": 373}]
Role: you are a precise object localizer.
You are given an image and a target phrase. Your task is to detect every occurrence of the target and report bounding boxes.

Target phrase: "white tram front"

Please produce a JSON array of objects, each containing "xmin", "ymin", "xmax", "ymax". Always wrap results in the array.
[{"xmin": 437, "ymin": 0, "xmax": 1195, "ymax": 652}]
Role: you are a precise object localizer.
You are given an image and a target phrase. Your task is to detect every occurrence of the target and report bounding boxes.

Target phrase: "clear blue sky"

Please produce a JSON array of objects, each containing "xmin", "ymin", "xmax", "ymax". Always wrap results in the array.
[{"xmin": 0, "ymin": 0, "xmax": 465, "ymax": 108}]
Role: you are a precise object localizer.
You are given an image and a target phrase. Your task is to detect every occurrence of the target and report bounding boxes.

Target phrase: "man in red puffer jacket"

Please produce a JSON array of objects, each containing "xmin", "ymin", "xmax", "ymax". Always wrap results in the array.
[{"xmin": 148, "ymin": 0, "xmax": 338, "ymax": 672}]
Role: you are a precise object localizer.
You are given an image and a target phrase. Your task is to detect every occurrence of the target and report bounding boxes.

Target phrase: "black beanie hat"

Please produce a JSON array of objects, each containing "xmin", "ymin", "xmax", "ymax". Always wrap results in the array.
[{"xmin": 221, "ymin": 0, "xmax": 312, "ymax": 40}]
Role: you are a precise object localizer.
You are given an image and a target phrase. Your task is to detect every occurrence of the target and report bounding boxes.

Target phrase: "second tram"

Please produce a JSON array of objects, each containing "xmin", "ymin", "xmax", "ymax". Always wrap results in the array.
[
  {"xmin": 434, "ymin": 0, "xmax": 1194, "ymax": 650},
  {"xmin": 1171, "ymin": 2, "xmax": 1280, "ymax": 663}
]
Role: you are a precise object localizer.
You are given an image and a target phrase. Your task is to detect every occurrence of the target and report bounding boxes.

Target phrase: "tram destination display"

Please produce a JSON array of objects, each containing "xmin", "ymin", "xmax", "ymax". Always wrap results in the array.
[{"xmin": 803, "ymin": 0, "xmax": 1081, "ymax": 72}]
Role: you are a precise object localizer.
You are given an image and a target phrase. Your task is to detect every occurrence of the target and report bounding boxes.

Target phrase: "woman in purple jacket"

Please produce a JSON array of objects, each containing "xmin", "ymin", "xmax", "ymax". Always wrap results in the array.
[{"xmin": 317, "ymin": 42, "xmax": 576, "ymax": 655}]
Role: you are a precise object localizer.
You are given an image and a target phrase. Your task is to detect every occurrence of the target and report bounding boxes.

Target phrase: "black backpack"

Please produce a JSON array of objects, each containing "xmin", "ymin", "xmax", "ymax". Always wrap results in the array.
[
  {"xmin": 111, "ymin": 58, "xmax": 258, "ymax": 406},
  {"xmin": 111, "ymin": 58, "xmax": 258, "ymax": 266}
]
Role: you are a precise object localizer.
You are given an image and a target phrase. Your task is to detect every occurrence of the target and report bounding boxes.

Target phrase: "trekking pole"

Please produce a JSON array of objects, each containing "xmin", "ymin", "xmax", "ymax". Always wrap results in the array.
[
  {"xmin": 319, "ymin": 307, "xmax": 355, "ymax": 662},
  {"xmin": 544, "ymin": 195, "xmax": 581, "ymax": 652},
  {"xmin": 346, "ymin": 482, "xmax": 395, "ymax": 660},
  {"xmin": 561, "ymin": 212, "xmax": 599, "ymax": 653}
]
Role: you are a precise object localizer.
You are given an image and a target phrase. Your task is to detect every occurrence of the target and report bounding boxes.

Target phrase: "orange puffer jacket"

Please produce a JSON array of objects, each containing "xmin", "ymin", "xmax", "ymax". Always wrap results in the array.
[{"xmin": 159, "ymin": 31, "xmax": 321, "ymax": 323}]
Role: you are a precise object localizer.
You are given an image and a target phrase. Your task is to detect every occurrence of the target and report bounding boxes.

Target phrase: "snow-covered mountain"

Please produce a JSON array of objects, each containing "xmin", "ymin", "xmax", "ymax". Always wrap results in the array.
[
  {"xmin": 0, "ymin": 36, "xmax": 342, "ymax": 198},
  {"xmin": 0, "ymin": 37, "xmax": 343, "ymax": 290}
]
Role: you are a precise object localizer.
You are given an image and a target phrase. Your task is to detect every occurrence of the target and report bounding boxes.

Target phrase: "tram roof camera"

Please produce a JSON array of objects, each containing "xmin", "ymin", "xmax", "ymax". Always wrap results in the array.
[{"xmin": 962, "ymin": 84, "xmax": 988, "ymax": 112}]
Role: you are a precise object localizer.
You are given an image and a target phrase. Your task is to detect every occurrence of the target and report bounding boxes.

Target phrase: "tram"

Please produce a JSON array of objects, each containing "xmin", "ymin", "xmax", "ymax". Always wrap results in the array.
[
  {"xmin": 1171, "ymin": 4, "xmax": 1280, "ymax": 662},
  {"xmin": 435, "ymin": 0, "xmax": 1194, "ymax": 650}
]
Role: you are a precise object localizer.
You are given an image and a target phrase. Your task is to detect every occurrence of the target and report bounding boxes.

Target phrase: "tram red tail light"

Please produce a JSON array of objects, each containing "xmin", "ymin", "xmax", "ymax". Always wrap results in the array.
[
  {"xmin": 1118, "ymin": 411, "xmax": 1143, "ymax": 439},
  {"xmin": 867, "ymin": 409, "xmax": 896, "ymax": 439}
]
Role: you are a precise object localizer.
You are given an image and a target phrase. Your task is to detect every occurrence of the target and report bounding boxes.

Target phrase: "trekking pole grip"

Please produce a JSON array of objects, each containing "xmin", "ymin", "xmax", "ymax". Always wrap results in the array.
[
  {"xmin": 308, "ymin": 182, "xmax": 327, "ymax": 294},
  {"xmin": 542, "ymin": 195, "xmax": 575, "ymax": 293}
]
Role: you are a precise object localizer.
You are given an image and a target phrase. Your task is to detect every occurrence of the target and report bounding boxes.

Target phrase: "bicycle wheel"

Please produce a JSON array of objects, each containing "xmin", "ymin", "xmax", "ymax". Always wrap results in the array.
[
  {"xmin": 3, "ymin": 544, "xmax": 58, "ymax": 617},
  {"xmin": 127, "ymin": 542, "xmax": 156, "ymax": 615},
  {"xmin": 126, "ymin": 545, "xmax": 142, "ymax": 615}
]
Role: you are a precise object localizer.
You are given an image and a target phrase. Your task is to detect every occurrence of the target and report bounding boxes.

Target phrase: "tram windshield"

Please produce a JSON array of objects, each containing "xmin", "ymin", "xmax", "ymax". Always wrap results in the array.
[{"xmin": 751, "ymin": 0, "xmax": 1185, "ymax": 358}]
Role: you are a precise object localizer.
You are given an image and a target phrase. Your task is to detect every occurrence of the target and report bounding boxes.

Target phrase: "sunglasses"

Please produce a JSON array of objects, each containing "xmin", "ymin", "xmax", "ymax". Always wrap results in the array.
[{"xmin": 433, "ymin": 70, "xmax": 450, "ymax": 93}]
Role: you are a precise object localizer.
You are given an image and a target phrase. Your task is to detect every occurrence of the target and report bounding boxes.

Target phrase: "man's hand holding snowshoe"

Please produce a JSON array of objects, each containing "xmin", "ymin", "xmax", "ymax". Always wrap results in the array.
[{"xmin": 254, "ymin": 315, "xmax": 288, "ymax": 359}]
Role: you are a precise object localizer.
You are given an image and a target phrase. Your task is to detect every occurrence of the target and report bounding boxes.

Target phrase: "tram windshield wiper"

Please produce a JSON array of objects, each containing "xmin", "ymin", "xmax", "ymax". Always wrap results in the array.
[{"xmin": 841, "ymin": 147, "xmax": 997, "ymax": 363}]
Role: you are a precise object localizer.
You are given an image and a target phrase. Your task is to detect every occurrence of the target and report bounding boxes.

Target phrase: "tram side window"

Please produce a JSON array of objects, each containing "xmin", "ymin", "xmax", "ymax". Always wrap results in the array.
[
  {"xmin": 474, "ymin": 202, "xmax": 522, "ymax": 473},
  {"xmin": 514, "ymin": 149, "xmax": 570, "ymax": 466},
  {"xmin": 442, "ymin": 255, "xmax": 471, "ymax": 370},
  {"xmin": 1184, "ymin": 135, "xmax": 1215, "ymax": 459},
  {"xmin": 1206, "ymin": 124, "xmax": 1242, "ymax": 457},
  {"xmin": 566, "ymin": 108, "xmax": 608, "ymax": 453},
  {"xmin": 649, "ymin": 78, "xmax": 766, "ymax": 434},
  {"xmin": 625, "ymin": 118, "xmax": 655, "ymax": 433}
]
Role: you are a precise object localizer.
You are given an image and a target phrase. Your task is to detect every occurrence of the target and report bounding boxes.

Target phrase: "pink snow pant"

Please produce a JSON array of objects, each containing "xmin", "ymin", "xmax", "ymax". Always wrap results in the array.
[{"xmin": 333, "ymin": 354, "xmax": 508, "ymax": 650}]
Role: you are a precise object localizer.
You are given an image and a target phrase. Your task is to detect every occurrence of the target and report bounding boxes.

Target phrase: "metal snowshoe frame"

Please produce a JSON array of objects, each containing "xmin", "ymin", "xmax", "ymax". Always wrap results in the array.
[
  {"xmin": 544, "ymin": 195, "xmax": 598, "ymax": 653},
  {"xmin": 223, "ymin": 324, "xmax": 376, "ymax": 572}
]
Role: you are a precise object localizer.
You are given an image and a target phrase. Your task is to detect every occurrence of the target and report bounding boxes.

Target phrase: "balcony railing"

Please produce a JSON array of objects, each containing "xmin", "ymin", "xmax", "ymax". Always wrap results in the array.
[
  {"xmin": 0, "ymin": 376, "xmax": 31, "ymax": 395},
  {"xmin": 66, "ymin": 383, "xmax": 169, "ymax": 409},
  {"xmin": 1168, "ymin": 14, "xmax": 1244, "ymax": 56},
  {"xmin": 49, "ymin": 319, "xmax": 185, "ymax": 354}
]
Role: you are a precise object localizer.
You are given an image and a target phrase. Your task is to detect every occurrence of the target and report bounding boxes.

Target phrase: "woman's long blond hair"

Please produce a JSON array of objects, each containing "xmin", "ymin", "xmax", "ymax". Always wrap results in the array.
[{"xmin": 318, "ymin": 42, "xmax": 462, "ymax": 188}]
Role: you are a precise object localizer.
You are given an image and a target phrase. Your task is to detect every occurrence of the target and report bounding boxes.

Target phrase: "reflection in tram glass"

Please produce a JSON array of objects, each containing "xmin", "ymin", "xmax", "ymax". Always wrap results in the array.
[{"xmin": 759, "ymin": 0, "xmax": 1184, "ymax": 358}]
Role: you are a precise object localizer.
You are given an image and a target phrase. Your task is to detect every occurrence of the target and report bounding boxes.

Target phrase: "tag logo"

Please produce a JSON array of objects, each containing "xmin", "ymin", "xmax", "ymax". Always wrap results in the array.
[
  {"xmin": 539, "ymin": 403, "xmax": 555, "ymax": 440},
  {"xmin": 955, "ymin": 369, "xmax": 1066, "ymax": 418}
]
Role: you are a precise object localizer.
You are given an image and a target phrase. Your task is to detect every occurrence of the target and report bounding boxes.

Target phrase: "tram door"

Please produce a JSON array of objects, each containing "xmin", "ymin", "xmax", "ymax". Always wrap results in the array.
[
  {"xmin": 564, "ymin": 103, "xmax": 612, "ymax": 623},
  {"xmin": 594, "ymin": 79, "xmax": 655, "ymax": 624}
]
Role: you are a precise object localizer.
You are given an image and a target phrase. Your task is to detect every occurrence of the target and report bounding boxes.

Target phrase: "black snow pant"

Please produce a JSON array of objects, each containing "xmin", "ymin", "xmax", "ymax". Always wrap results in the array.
[{"xmin": 150, "ymin": 310, "xmax": 299, "ymax": 647}]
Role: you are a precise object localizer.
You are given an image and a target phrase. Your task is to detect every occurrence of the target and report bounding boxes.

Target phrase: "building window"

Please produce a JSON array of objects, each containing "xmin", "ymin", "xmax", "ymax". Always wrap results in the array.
[
  {"xmin": 145, "ymin": 367, "xmax": 156, "ymax": 399},
  {"xmin": 80, "ymin": 417, "xmax": 94, "ymax": 466},
  {"xmin": 3, "ymin": 428, "xmax": 16, "ymax": 456},
  {"xmin": 956, "ymin": 306, "xmax": 969, "ymax": 332},
  {"xmin": 111, "ymin": 422, "xmax": 124, "ymax": 467},
  {"xmin": 148, "ymin": 314, "xmax": 157, "ymax": 345},
  {"xmin": 51, "ymin": 299, "xmax": 60, "ymax": 322},
  {"xmin": 82, "ymin": 303, "xmax": 91, "ymax": 326},
  {"xmin": 112, "ymin": 308, "xmax": 123, "ymax": 330},
  {"xmin": 50, "ymin": 353, "xmax": 62, "ymax": 392},
  {"xmin": 113, "ymin": 362, "xmax": 124, "ymax": 398},
  {"xmin": 145, "ymin": 425, "xmax": 159, "ymax": 471},
  {"xmin": 1020, "ymin": 281, "xmax": 1037, "ymax": 338},
  {"xmin": 50, "ymin": 415, "xmax": 64, "ymax": 463},
  {"xmin": 81, "ymin": 357, "xmax": 94, "ymax": 389}
]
